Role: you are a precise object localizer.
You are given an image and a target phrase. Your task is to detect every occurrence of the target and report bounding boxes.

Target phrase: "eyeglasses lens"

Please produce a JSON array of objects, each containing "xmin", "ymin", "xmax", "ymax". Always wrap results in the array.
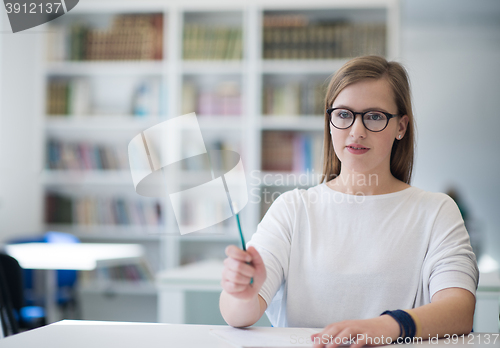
[
  {"xmin": 330, "ymin": 109, "xmax": 387, "ymax": 132},
  {"xmin": 363, "ymin": 111, "xmax": 387, "ymax": 131}
]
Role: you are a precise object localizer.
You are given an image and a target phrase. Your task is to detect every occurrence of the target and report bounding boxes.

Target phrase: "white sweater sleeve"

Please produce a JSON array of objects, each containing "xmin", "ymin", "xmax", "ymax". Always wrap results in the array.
[
  {"xmin": 246, "ymin": 191, "xmax": 295, "ymax": 306},
  {"xmin": 425, "ymin": 194, "xmax": 479, "ymax": 300}
]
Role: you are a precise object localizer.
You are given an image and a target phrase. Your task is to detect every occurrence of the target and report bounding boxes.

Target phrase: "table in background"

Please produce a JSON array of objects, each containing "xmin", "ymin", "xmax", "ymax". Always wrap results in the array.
[
  {"xmin": 5, "ymin": 243, "xmax": 144, "ymax": 323},
  {"xmin": 475, "ymin": 271, "xmax": 500, "ymax": 333},
  {"xmin": 158, "ymin": 261, "xmax": 500, "ymax": 332},
  {"xmin": 156, "ymin": 259, "xmax": 223, "ymax": 324}
]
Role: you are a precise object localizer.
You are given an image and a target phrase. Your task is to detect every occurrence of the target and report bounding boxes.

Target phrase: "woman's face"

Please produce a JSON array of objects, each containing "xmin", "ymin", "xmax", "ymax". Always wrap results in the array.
[{"xmin": 329, "ymin": 78, "xmax": 408, "ymax": 176}]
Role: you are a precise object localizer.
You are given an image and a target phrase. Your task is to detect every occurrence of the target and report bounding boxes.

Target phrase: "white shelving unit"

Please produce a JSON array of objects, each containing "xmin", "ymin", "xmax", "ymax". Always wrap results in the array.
[{"xmin": 39, "ymin": 0, "xmax": 400, "ymax": 282}]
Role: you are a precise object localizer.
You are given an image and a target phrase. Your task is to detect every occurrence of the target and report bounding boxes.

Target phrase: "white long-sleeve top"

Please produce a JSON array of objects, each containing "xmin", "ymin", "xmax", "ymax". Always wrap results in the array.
[{"xmin": 247, "ymin": 183, "xmax": 479, "ymax": 328}]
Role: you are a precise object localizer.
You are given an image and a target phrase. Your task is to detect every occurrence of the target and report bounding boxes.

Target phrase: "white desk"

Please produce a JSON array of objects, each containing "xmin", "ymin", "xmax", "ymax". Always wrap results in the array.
[
  {"xmin": 5, "ymin": 243, "xmax": 144, "ymax": 323},
  {"xmin": 1, "ymin": 320, "xmax": 499, "ymax": 348}
]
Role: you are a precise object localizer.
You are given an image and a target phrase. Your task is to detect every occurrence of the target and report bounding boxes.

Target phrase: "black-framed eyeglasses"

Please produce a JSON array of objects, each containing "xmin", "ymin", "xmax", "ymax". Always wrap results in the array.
[{"xmin": 326, "ymin": 108, "xmax": 399, "ymax": 132}]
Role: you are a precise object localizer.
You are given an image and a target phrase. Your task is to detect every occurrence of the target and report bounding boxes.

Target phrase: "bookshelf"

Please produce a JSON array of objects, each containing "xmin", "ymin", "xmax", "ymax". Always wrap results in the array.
[{"xmin": 39, "ymin": 1, "xmax": 400, "ymax": 285}]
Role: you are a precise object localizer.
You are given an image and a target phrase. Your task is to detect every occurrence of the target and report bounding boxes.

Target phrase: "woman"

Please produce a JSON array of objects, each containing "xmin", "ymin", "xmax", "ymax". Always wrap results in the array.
[{"xmin": 219, "ymin": 56, "xmax": 479, "ymax": 347}]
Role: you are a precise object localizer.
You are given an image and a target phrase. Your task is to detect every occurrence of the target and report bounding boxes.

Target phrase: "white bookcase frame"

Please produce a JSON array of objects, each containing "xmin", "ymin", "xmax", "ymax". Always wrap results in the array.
[{"xmin": 40, "ymin": 0, "xmax": 400, "ymax": 276}]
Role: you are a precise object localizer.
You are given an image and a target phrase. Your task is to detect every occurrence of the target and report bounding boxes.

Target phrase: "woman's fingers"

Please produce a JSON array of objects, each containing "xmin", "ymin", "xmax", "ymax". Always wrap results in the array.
[
  {"xmin": 325, "ymin": 328, "xmax": 355, "ymax": 348},
  {"xmin": 312, "ymin": 323, "xmax": 351, "ymax": 348},
  {"xmin": 225, "ymin": 245, "xmax": 251, "ymax": 262},
  {"xmin": 221, "ymin": 278, "xmax": 247, "ymax": 293},
  {"xmin": 311, "ymin": 318, "xmax": 393, "ymax": 348},
  {"xmin": 222, "ymin": 266, "xmax": 252, "ymax": 285},
  {"xmin": 223, "ymin": 257, "xmax": 254, "ymax": 278},
  {"xmin": 222, "ymin": 245, "xmax": 267, "ymax": 299}
]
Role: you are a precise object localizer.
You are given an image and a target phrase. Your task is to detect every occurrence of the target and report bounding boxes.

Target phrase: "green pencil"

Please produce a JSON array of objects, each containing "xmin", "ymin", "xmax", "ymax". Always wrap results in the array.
[
  {"xmin": 233, "ymin": 203, "xmax": 253, "ymax": 285},
  {"xmin": 235, "ymin": 210, "xmax": 246, "ymax": 251}
]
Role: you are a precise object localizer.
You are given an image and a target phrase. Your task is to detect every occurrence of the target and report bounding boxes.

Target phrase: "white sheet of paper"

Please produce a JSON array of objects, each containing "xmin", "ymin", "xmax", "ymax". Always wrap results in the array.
[{"xmin": 209, "ymin": 327, "xmax": 326, "ymax": 348}]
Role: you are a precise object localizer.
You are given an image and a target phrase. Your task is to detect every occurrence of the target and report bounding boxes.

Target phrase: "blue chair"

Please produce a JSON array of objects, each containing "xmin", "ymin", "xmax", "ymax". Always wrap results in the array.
[{"xmin": 8, "ymin": 231, "xmax": 80, "ymax": 320}]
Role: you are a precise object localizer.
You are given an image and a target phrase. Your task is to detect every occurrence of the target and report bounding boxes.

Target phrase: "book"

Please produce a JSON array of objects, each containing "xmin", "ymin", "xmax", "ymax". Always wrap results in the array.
[
  {"xmin": 46, "ymin": 140, "xmax": 128, "ymax": 170},
  {"xmin": 182, "ymin": 80, "xmax": 241, "ymax": 116},
  {"xmin": 47, "ymin": 13, "xmax": 163, "ymax": 62},
  {"xmin": 262, "ymin": 79, "xmax": 325, "ymax": 116},
  {"xmin": 262, "ymin": 14, "xmax": 386, "ymax": 60},
  {"xmin": 262, "ymin": 131, "xmax": 322, "ymax": 173},
  {"xmin": 46, "ymin": 193, "xmax": 163, "ymax": 227},
  {"xmin": 183, "ymin": 24, "xmax": 242, "ymax": 60}
]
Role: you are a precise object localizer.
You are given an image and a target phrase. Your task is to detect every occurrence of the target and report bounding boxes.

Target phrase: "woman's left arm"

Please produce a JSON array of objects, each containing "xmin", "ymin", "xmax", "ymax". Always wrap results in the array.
[
  {"xmin": 409, "ymin": 287, "xmax": 475, "ymax": 339},
  {"xmin": 311, "ymin": 287, "xmax": 475, "ymax": 348}
]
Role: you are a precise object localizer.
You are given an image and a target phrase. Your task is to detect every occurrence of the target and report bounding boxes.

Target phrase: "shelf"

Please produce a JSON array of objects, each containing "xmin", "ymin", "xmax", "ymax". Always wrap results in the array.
[
  {"xmin": 181, "ymin": 61, "xmax": 244, "ymax": 75},
  {"xmin": 45, "ymin": 224, "xmax": 164, "ymax": 241},
  {"xmin": 179, "ymin": 227, "xmax": 240, "ymax": 243},
  {"xmin": 197, "ymin": 116, "xmax": 244, "ymax": 129},
  {"xmin": 38, "ymin": 3, "xmax": 399, "ymax": 273},
  {"xmin": 46, "ymin": 116, "xmax": 243, "ymax": 132},
  {"xmin": 42, "ymin": 170, "xmax": 133, "ymax": 186},
  {"xmin": 261, "ymin": 115, "xmax": 325, "ymax": 130},
  {"xmin": 46, "ymin": 223, "xmax": 241, "ymax": 243},
  {"xmin": 261, "ymin": 59, "xmax": 350, "ymax": 74},
  {"xmin": 45, "ymin": 116, "xmax": 164, "ymax": 132},
  {"xmin": 42, "ymin": 169, "xmax": 250, "ymax": 187},
  {"xmin": 46, "ymin": 61, "xmax": 165, "ymax": 76}
]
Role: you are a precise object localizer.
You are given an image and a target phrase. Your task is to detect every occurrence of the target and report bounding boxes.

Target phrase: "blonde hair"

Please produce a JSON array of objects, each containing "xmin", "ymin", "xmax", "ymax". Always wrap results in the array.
[{"xmin": 321, "ymin": 56, "xmax": 416, "ymax": 184}]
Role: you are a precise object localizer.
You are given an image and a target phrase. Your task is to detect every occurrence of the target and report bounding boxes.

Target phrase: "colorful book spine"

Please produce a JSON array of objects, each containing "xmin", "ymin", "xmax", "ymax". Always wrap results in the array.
[
  {"xmin": 46, "ymin": 140, "xmax": 128, "ymax": 170},
  {"xmin": 182, "ymin": 80, "xmax": 241, "ymax": 116},
  {"xmin": 262, "ymin": 131, "xmax": 322, "ymax": 173},
  {"xmin": 45, "ymin": 193, "xmax": 163, "ymax": 227}
]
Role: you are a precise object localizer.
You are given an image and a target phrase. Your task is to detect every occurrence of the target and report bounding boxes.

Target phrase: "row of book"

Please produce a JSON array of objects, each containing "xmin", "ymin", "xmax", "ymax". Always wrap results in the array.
[
  {"xmin": 46, "ymin": 14, "xmax": 163, "ymax": 61},
  {"xmin": 80, "ymin": 260, "xmax": 155, "ymax": 284},
  {"xmin": 46, "ymin": 78, "xmax": 162, "ymax": 116},
  {"xmin": 46, "ymin": 140, "xmax": 128, "ymax": 171},
  {"xmin": 46, "ymin": 79, "xmax": 90, "ymax": 115},
  {"xmin": 263, "ymin": 14, "xmax": 309, "ymax": 28},
  {"xmin": 183, "ymin": 25, "xmax": 243, "ymax": 60},
  {"xmin": 261, "ymin": 131, "xmax": 323, "ymax": 172},
  {"xmin": 182, "ymin": 80, "xmax": 241, "ymax": 116},
  {"xmin": 45, "ymin": 193, "xmax": 163, "ymax": 226},
  {"xmin": 262, "ymin": 80, "xmax": 326, "ymax": 115},
  {"xmin": 263, "ymin": 22, "xmax": 386, "ymax": 59}
]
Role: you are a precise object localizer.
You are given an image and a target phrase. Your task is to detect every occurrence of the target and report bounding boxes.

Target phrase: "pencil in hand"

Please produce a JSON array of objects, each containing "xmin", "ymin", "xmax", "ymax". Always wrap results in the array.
[{"xmin": 232, "ymin": 202, "xmax": 253, "ymax": 285}]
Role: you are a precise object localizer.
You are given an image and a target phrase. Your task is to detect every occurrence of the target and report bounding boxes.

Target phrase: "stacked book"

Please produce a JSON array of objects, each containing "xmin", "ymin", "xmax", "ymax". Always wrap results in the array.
[
  {"xmin": 182, "ymin": 80, "xmax": 241, "ymax": 115},
  {"xmin": 45, "ymin": 193, "xmax": 163, "ymax": 227},
  {"xmin": 46, "ymin": 140, "xmax": 128, "ymax": 171},
  {"xmin": 46, "ymin": 13, "xmax": 163, "ymax": 61},
  {"xmin": 183, "ymin": 24, "xmax": 242, "ymax": 60},
  {"xmin": 262, "ymin": 79, "xmax": 326, "ymax": 115},
  {"xmin": 46, "ymin": 78, "xmax": 90, "ymax": 116},
  {"xmin": 46, "ymin": 78, "xmax": 162, "ymax": 117},
  {"xmin": 261, "ymin": 131, "xmax": 323, "ymax": 173},
  {"xmin": 263, "ymin": 14, "xmax": 386, "ymax": 59}
]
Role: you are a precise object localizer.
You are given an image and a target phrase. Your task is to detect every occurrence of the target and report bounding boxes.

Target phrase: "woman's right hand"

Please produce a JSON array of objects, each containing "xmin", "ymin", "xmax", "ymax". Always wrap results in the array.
[{"xmin": 221, "ymin": 245, "xmax": 266, "ymax": 301}]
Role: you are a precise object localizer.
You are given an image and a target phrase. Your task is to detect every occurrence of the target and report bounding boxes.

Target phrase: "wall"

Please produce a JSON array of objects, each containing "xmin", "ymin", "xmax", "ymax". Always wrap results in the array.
[
  {"xmin": 0, "ymin": 11, "xmax": 44, "ymax": 243},
  {"xmin": 400, "ymin": 0, "xmax": 500, "ymax": 265}
]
